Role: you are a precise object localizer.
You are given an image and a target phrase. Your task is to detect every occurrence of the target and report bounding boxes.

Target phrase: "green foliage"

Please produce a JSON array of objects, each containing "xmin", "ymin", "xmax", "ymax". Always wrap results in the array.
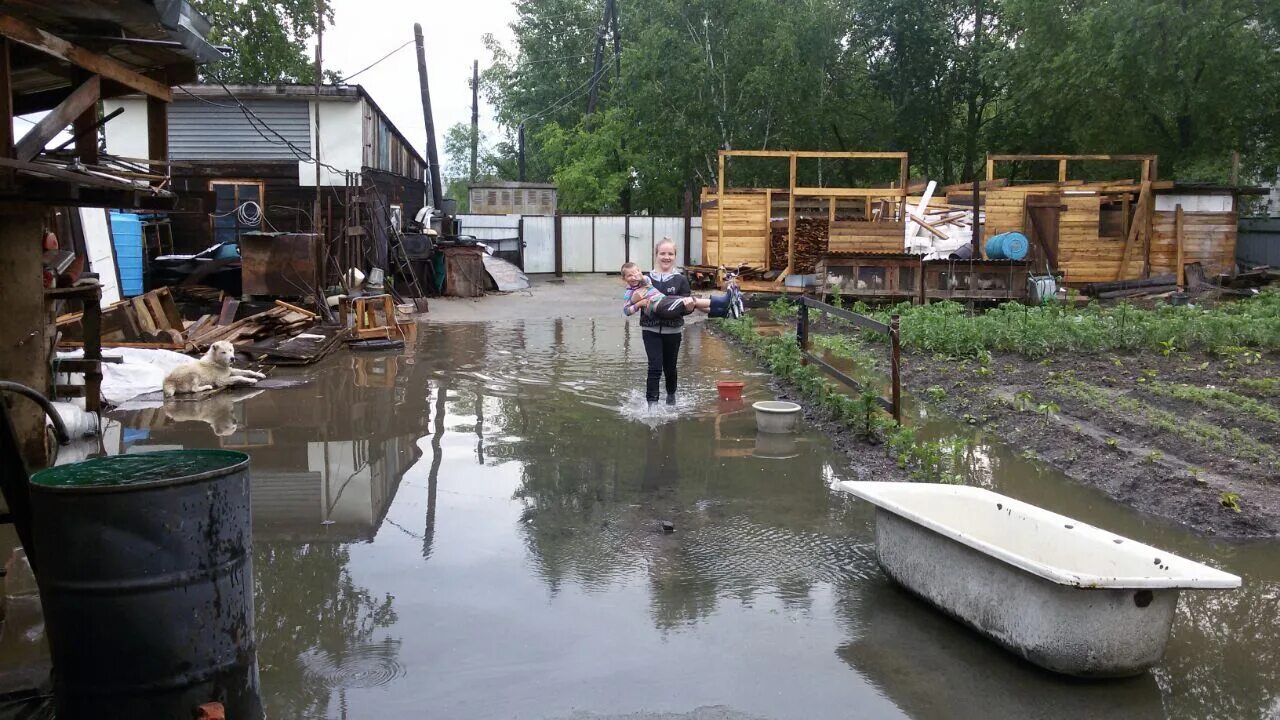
[
  {"xmin": 476, "ymin": 0, "xmax": 1280, "ymax": 213},
  {"xmin": 1104, "ymin": 437, "xmax": 1120, "ymax": 450},
  {"xmin": 1220, "ymin": 492, "xmax": 1243, "ymax": 513},
  {"xmin": 1143, "ymin": 450, "xmax": 1164, "ymax": 464},
  {"xmin": 848, "ymin": 292, "xmax": 1280, "ymax": 359},
  {"xmin": 193, "ymin": 0, "xmax": 333, "ymax": 83},
  {"xmin": 1143, "ymin": 382, "xmax": 1280, "ymax": 425},
  {"xmin": 1047, "ymin": 375, "xmax": 1280, "ymax": 470},
  {"xmin": 535, "ymin": 110, "xmax": 633, "ymax": 213},
  {"xmin": 768, "ymin": 297, "xmax": 798, "ymax": 319},
  {"xmin": 887, "ymin": 427, "xmax": 969, "ymax": 484},
  {"xmin": 1236, "ymin": 378, "xmax": 1280, "ymax": 398},
  {"xmin": 926, "ymin": 386, "xmax": 947, "ymax": 401},
  {"xmin": 717, "ymin": 318, "xmax": 891, "ymax": 439},
  {"xmin": 442, "ymin": 123, "xmax": 504, "ymax": 213}
]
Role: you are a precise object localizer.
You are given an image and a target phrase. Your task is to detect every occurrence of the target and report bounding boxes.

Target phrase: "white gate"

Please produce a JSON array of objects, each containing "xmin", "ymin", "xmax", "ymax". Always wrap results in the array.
[{"xmin": 474, "ymin": 212, "xmax": 699, "ymax": 274}]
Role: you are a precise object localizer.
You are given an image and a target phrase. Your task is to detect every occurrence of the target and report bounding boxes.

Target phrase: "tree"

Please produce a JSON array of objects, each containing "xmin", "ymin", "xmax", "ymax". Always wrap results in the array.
[
  {"xmin": 192, "ymin": 0, "xmax": 334, "ymax": 83},
  {"xmin": 443, "ymin": 122, "xmax": 500, "ymax": 213}
]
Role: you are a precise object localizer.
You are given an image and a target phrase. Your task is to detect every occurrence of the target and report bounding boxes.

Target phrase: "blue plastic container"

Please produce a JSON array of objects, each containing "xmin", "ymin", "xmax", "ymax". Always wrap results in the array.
[
  {"xmin": 985, "ymin": 231, "xmax": 1029, "ymax": 261},
  {"xmin": 109, "ymin": 211, "xmax": 144, "ymax": 297}
]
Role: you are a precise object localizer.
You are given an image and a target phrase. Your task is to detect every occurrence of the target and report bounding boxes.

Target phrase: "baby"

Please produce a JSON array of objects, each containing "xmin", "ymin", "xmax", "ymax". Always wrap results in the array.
[{"xmin": 621, "ymin": 262, "xmax": 736, "ymax": 319}]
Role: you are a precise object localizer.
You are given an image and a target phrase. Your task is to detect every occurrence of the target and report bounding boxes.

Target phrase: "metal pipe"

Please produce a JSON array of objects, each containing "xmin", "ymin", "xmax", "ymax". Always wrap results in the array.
[{"xmin": 0, "ymin": 381, "xmax": 70, "ymax": 445}]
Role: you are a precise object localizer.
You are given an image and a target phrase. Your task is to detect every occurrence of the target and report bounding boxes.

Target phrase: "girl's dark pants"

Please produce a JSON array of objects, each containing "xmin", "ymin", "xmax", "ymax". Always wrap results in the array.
[{"xmin": 642, "ymin": 330, "xmax": 682, "ymax": 402}]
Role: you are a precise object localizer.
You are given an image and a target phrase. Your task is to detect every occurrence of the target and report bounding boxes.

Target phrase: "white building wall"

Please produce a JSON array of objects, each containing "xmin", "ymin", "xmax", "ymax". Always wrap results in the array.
[
  {"xmin": 299, "ymin": 99, "xmax": 365, "ymax": 186},
  {"xmin": 101, "ymin": 98, "xmax": 150, "ymax": 159}
]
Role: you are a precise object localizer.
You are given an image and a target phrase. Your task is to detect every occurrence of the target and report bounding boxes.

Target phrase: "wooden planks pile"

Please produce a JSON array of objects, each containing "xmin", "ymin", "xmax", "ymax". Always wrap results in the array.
[
  {"xmin": 57, "ymin": 287, "xmax": 190, "ymax": 348},
  {"xmin": 701, "ymin": 189, "xmax": 770, "ymax": 269},
  {"xmin": 186, "ymin": 300, "xmax": 319, "ymax": 351}
]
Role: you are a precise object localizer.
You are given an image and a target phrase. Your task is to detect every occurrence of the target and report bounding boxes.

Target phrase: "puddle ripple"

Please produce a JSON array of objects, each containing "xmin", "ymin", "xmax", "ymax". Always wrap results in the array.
[{"xmin": 299, "ymin": 641, "xmax": 406, "ymax": 689}]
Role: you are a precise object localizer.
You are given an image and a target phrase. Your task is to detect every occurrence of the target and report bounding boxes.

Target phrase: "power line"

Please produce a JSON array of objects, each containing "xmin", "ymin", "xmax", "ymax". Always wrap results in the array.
[
  {"xmin": 519, "ymin": 49, "xmax": 618, "ymax": 127},
  {"xmin": 338, "ymin": 40, "xmax": 414, "ymax": 82}
]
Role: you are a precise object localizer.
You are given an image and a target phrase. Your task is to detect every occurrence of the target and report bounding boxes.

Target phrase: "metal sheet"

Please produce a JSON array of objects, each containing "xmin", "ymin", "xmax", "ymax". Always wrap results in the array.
[
  {"xmin": 169, "ymin": 98, "xmax": 311, "ymax": 161},
  {"xmin": 593, "ymin": 216, "xmax": 626, "ymax": 273},
  {"xmin": 522, "ymin": 216, "xmax": 555, "ymax": 273},
  {"xmin": 561, "ymin": 217, "xmax": 595, "ymax": 273},
  {"xmin": 238, "ymin": 232, "xmax": 319, "ymax": 297},
  {"xmin": 482, "ymin": 254, "xmax": 531, "ymax": 292}
]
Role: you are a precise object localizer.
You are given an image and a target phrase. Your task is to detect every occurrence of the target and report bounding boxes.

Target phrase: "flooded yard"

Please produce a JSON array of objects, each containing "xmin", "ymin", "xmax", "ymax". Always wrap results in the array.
[{"xmin": 100, "ymin": 318, "xmax": 1278, "ymax": 719}]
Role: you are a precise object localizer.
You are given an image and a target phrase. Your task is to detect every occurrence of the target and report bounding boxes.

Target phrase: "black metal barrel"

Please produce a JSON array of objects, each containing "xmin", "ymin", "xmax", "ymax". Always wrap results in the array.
[{"xmin": 29, "ymin": 449, "xmax": 262, "ymax": 719}]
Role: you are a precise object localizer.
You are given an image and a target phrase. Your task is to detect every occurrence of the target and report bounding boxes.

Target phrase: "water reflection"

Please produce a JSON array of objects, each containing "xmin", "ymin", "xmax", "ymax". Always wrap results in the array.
[{"xmin": 91, "ymin": 318, "xmax": 1280, "ymax": 719}]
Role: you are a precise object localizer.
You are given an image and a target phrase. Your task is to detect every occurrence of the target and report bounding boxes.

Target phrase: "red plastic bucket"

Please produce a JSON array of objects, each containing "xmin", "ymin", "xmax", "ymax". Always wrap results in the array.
[{"xmin": 716, "ymin": 381, "xmax": 745, "ymax": 401}]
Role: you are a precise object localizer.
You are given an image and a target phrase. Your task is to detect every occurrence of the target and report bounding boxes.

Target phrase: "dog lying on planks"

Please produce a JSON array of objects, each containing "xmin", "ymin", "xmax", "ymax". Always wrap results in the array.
[{"xmin": 162, "ymin": 341, "xmax": 265, "ymax": 397}]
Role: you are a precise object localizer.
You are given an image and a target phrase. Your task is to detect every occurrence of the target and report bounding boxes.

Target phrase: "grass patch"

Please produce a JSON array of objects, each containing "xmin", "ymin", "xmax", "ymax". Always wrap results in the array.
[
  {"xmin": 1143, "ymin": 381, "xmax": 1280, "ymax": 425},
  {"xmin": 831, "ymin": 290, "xmax": 1280, "ymax": 358},
  {"xmin": 1236, "ymin": 377, "xmax": 1280, "ymax": 397},
  {"xmin": 1046, "ymin": 375, "xmax": 1280, "ymax": 470}
]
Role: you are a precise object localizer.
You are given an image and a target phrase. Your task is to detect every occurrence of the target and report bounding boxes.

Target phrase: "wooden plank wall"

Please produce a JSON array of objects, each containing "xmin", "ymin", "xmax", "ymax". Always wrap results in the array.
[
  {"xmin": 1054, "ymin": 196, "xmax": 1127, "ymax": 283},
  {"xmin": 829, "ymin": 221, "xmax": 906, "ymax": 253},
  {"xmin": 981, "ymin": 188, "xmax": 1029, "ymax": 241},
  {"xmin": 701, "ymin": 190, "xmax": 769, "ymax": 268},
  {"xmin": 1151, "ymin": 211, "xmax": 1237, "ymax": 276}
]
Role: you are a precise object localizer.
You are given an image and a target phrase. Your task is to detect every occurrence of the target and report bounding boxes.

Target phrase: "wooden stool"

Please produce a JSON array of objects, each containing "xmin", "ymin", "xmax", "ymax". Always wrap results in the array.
[{"xmin": 351, "ymin": 294, "xmax": 395, "ymax": 340}]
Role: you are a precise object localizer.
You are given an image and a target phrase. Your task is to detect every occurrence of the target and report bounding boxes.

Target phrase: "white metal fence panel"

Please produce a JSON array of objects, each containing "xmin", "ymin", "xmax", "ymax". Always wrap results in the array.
[
  {"xmin": 561, "ymin": 216, "xmax": 595, "ymax": 272},
  {"xmin": 593, "ymin": 216, "xmax": 627, "ymax": 272},
  {"xmin": 652, "ymin": 217, "xmax": 686, "ymax": 266},
  {"xmin": 628, "ymin": 216, "xmax": 655, "ymax": 266},
  {"xmin": 457, "ymin": 214, "xmax": 522, "ymax": 256},
  {"xmin": 522, "ymin": 215, "xmax": 556, "ymax": 273}
]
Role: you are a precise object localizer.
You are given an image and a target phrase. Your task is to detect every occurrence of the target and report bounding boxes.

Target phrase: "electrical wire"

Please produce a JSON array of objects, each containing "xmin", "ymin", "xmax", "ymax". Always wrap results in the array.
[
  {"xmin": 518, "ymin": 49, "xmax": 618, "ymax": 127},
  {"xmin": 338, "ymin": 40, "xmax": 414, "ymax": 82}
]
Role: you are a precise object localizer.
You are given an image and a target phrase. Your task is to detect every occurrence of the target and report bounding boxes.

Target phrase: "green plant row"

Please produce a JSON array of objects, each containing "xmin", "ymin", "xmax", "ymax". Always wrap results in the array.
[
  {"xmin": 806, "ymin": 290, "xmax": 1280, "ymax": 359},
  {"xmin": 1046, "ymin": 375, "xmax": 1280, "ymax": 470},
  {"xmin": 1142, "ymin": 381, "xmax": 1280, "ymax": 425},
  {"xmin": 1235, "ymin": 377, "xmax": 1280, "ymax": 398}
]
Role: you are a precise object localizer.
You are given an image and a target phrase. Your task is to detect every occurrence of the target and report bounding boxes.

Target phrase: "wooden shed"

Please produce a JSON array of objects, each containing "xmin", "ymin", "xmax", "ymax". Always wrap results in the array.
[
  {"xmin": 701, "ymin": 150, "xmax": 912, "ymax": 290},
  {"xmin": 968, "ymin": 155, "xmax": 1257, "ymax": 286}
]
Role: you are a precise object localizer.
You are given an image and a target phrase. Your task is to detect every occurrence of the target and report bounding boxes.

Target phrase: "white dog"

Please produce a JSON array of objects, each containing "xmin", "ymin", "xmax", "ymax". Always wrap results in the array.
[{"xmin": 162, "ymin": 341, "xmax": 265, "ymax": 397}]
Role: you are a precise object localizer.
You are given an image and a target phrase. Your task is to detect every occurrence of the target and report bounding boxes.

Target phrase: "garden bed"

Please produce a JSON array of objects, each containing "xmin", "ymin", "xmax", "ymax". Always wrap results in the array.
[{"xmin": 741, "ymin": 291, "xmax": 1280, "ymax": 538}]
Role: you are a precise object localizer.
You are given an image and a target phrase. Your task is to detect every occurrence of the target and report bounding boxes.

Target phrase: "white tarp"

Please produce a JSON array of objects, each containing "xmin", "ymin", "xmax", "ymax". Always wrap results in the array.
[{"xmin": 56, "ymin": 347, "xmax": 194, "ymax": 406}]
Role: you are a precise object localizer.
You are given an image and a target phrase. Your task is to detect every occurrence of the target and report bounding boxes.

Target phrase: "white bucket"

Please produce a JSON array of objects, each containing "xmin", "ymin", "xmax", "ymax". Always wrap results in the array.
[{"xmin": 753, "ymin": 400, "xmax": 802, "ymax": 434}]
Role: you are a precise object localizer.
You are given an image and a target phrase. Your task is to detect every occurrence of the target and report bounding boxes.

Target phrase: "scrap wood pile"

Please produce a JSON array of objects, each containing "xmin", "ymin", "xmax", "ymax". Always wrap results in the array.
[
  {"xmin": 1080, "ymin": 263, "xmax": 1274, "ymax": 301},
  {"xmin": 769, "ymin": 218, "xmax": 829, "ymax": 274},
  {"xmin": 56, "ymin": 287, "xmax": 345, "ymax": 364}
]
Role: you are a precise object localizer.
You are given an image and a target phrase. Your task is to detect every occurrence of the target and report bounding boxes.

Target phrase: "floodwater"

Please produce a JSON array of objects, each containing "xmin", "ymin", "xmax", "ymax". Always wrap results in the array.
[{"xmin": 96, "ymin": 319, "xmax": 1277, "ymax": 719}]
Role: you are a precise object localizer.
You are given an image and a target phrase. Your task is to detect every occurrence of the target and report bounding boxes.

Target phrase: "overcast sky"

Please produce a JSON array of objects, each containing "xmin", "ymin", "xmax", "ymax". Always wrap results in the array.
[{"xmin": 318, "ymin": 0, "xmax": 516, "ymax": 167}]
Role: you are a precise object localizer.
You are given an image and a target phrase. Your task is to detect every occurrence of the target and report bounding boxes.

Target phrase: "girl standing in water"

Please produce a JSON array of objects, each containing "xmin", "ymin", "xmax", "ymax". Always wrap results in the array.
[{"xmin": 640, "ymin": 238, "xmax": 690, "ymax": 406}]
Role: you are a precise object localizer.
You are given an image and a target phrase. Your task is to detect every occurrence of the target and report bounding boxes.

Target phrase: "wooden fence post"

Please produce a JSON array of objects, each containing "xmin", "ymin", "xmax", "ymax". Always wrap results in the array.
[
  {"xmin": 890, "ymin": 314, "xmax": 902, "ymax": 425},
  {"xmin": 797, "ymin": 298, "xmax": 810, "ymax": 358}
]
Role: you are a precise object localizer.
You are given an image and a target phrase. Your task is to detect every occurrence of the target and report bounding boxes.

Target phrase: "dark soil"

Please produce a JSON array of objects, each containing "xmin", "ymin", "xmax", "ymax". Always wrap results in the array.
[{"xmin": 903, "ymin": 350, "xmax": 1280, "ymax": 539}]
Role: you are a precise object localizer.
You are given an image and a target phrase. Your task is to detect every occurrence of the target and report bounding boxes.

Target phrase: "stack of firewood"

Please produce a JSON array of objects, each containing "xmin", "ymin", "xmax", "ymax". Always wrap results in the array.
[{"xmin": 770, "ymin": 218, "xmax": 829, "ymax": 273}]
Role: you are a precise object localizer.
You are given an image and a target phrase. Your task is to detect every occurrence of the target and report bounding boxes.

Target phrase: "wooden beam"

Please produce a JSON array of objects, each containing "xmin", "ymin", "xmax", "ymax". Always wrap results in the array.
[
  {"xmin": 14, "ymin": 74, "xmax": 99, "ymax": 162},
  {"xmin": 985, "ymin": 156, "xmax": 995, "ymax": 182},
  {"xmin": 0, "ymin": 38, "xmax": 11, "ymax": 160},
  {"xmin": 786, "ymin": 153, "xmax": 797, "ymax": 276},
  {"xmin": 720, "ymin": 150, "xmax": 908, "ymax": 160},
  {"xmin": 0, "ymin": 14, "xmax": 173, "ymax": 101},
  {"xmin": 1057, "ymin": 159, "xmax": 1068, "ymax": 183},
  {"xmin": 717, "ymin": 151, "xmax": 725, "ymax": 267},
  {"xmin": 1116, "ymin": 180, "xmax": 1150, "ymax": 280},
  {"xmin": 792, "ymin": 186, "xmax": 912, "ymax": 198},
  {"xmin": 147, "ymin": 94, "xmax": 168, "ymax": 162},
  {"xmin": 898, "ymin": 155, "xmax": 909, "ymax": 222},
  {"xmin": 71, "ymin": 71, "xmax": 98, "ymax": 165},
  {"xmin": 988, "ymin": 154, "xmax": 1158, "ymax": 162},
  {"xmin": 1175, "ymin": 204, "xmax": 1185, "ymax": 289}
]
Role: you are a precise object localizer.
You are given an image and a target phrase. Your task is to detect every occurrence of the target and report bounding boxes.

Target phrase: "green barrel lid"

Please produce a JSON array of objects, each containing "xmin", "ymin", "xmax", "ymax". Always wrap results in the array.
[{"xmin": 31, "ymin": 449, "xmax": 249, "ymax": 490}]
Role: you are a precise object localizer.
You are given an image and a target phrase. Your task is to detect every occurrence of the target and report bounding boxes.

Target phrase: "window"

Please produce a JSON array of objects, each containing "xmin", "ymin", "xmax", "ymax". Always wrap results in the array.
[{"xmin": 209, "ymin": 180, "xmax": 264, "ymax": 244}]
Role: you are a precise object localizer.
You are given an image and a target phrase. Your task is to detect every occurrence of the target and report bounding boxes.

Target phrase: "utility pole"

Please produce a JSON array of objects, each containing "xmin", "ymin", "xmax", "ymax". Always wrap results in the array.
[
  {"xmin": 414, "ymin": 23, "xmax": 444, "ymax": 210},
  {"xmin": 470, "ymin": 59, "xmax": 479, "ymax": 183},
  {"xmin": 585, "ymin": 0, "xmax": 614, "ymax": 115},
  {"xmin": 313, "ymin": 0, "xmax": 324, "ymax": 239},
  {"xmin": 518, "ymin": 123, "xmax": 526, "ymax": 182}
]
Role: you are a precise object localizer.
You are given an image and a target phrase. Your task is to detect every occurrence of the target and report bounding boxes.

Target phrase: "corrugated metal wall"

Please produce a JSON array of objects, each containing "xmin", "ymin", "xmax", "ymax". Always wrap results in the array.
[
  {"xmin": 169, "ymin": 99, "xmax": 311, "ymax": 160},
  {"xmin": 1238, "ymin": 218, "xmax": 1280, "ymax": 267}
]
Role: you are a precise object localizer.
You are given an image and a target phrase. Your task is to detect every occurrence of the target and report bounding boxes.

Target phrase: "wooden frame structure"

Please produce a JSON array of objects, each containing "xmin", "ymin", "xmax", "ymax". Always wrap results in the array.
[
  {"xmin": 969, "ymin": 153, "xmax": 1248, "ymax": 286},
  {"xmin": 708, "ymin": 150, "xmax": 909, "ymax": 286}
]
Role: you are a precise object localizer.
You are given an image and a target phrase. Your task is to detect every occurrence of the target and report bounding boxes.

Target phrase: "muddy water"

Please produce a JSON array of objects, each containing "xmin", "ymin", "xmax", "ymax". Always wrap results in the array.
[{"xmin": 102, "ymin": 320, "xmax": 1278, "ymax": 719}]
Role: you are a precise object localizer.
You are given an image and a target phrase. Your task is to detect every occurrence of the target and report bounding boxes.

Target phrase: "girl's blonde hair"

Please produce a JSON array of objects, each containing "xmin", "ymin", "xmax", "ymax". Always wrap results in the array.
[{"xmin": 655, "ymin": 237, "xmax": 677, "ymax": 255}]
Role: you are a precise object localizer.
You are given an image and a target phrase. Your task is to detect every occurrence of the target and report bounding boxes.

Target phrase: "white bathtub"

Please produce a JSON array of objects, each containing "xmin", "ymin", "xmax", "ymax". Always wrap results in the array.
[{"xmin": 837, "ymin": 481, "xmax": 1241, "ymax": 677}]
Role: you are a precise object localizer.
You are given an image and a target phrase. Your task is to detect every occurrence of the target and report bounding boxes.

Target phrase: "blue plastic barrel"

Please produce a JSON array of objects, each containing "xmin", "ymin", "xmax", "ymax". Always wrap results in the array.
[
  {"xmin": 109, "ymin": 211, "xmax": 144, "ymax": 296},
  {"xmin": 985, "ymin": 231, "xmax": 1029, "ymax": 260}
]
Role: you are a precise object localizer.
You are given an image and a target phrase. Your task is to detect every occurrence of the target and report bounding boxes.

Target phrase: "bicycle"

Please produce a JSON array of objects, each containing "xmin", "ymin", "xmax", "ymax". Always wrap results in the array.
[{"xmin": 719, "ymin": 266, "xmax": 746, "ymax": 319}]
